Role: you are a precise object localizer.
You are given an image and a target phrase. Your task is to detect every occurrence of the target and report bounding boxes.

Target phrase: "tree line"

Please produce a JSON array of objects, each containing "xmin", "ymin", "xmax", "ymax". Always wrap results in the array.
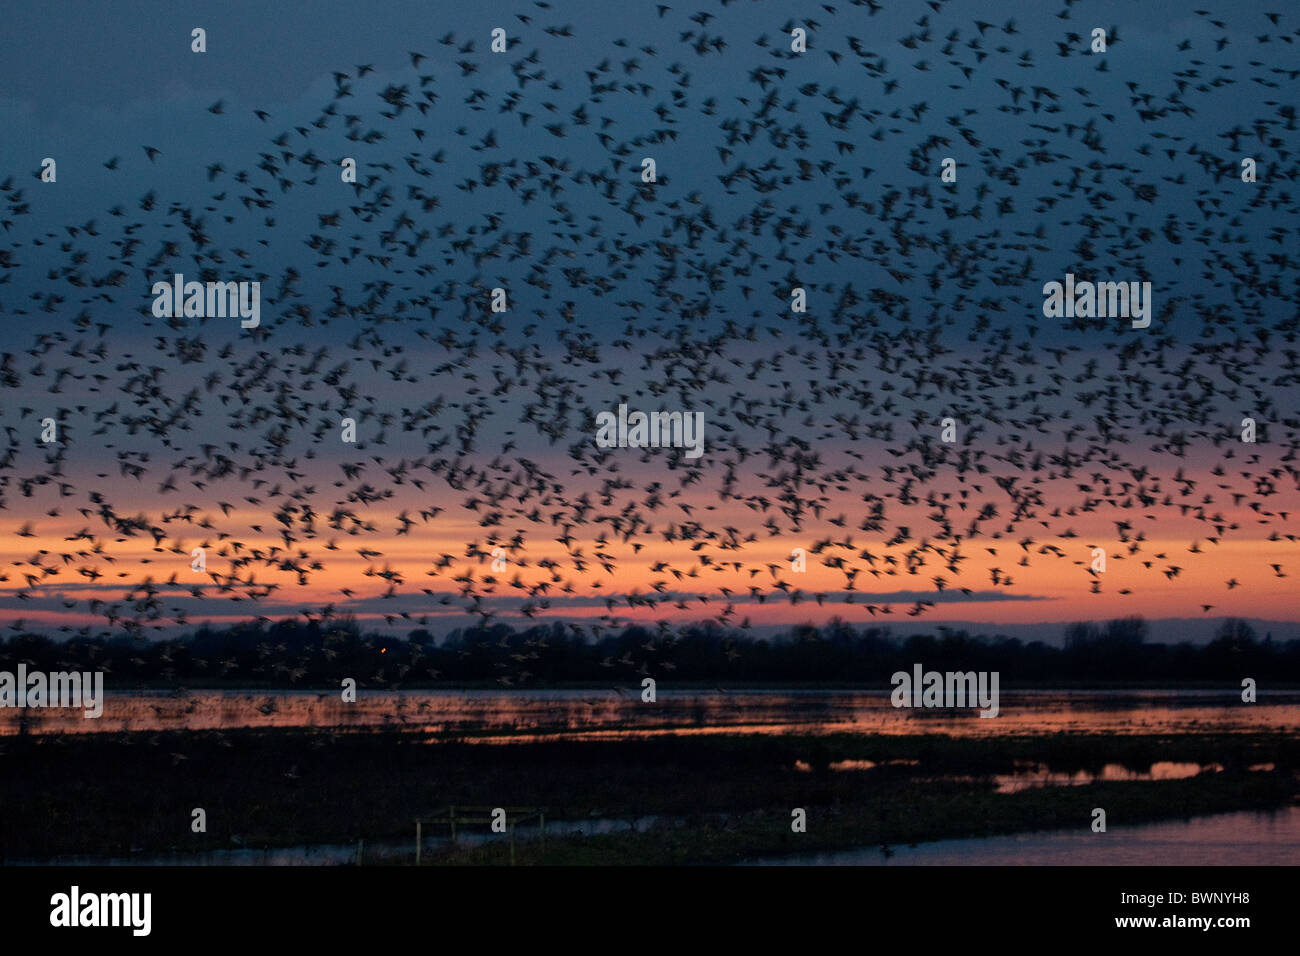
[{"xmin": 0, "ymin": 614, "xmax": 1294, "ymax": 686}]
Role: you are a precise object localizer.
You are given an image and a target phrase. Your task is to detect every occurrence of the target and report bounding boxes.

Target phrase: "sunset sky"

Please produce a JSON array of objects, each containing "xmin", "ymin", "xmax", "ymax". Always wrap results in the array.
[{"xmin": 2, "ymin": 0, "xmax": 1297, "ymax": 645}]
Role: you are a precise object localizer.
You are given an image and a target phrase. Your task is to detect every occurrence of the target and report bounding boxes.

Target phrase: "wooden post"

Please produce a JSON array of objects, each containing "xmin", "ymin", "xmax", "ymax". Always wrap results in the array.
[
  {"xmin": 449, "ymin": 806, "xmax": 456, "ymax": 845},
  {"xmin": 415, "ymin": 821, "xmax": 421, "ymax": 866}
]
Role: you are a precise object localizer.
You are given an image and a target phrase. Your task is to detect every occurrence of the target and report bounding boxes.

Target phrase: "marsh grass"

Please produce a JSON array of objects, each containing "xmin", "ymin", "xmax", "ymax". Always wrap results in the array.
[{"xmin": 2, "ymin": 727, "xmax": 1294, "ymax": 861}]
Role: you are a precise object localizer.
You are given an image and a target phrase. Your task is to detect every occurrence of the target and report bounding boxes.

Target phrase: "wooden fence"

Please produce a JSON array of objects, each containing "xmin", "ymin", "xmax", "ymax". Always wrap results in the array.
[{"xmin": 402, "ymin": 806, "xmax": 549, "ymax": 865}]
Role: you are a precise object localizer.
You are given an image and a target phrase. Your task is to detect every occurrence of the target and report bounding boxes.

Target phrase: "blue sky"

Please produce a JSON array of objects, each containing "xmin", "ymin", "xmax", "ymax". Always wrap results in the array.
[{"xmin": 1, "ymin": 1, "xmax": 1297, "ymax": 643}]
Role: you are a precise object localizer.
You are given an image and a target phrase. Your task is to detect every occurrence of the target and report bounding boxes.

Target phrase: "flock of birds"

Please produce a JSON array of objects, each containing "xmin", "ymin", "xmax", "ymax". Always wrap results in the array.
[{"xmin": 0, "ymin": 0, "xmax": 1297, "ymax": 676}]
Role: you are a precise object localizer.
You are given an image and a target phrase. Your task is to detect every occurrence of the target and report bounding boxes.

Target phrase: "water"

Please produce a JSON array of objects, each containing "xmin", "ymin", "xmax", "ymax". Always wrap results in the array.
[
  {"xmin": 6, "ymin": 688, "xmax": 1293, "ymax": 865},
  {"xmin": 26, "ymin": 806, "xmax": 1295, "ymax": 866},
  {"xmin": 804, "ymin": 758, "xmax": 1240, "ymax": 793},
  {"xmin": 12, "ymin": 815, "xmax": 665, "ymax": 866},
  {"xmin": 4, "ymin": 688, "xmax": 1298, "ymax": 739},
  {"xmin": 751, "ymin": 806, "xmax": 1300, "ymax": 865}
]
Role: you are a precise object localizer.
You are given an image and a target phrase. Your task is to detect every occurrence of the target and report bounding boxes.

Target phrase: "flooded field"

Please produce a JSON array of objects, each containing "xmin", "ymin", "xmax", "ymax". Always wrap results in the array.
[
  {"xmin": 3, "ymin": 687, "xmax": 1297, "ymax": 739},
  {"xmin": 754, "ymin": 806, "xmax": 1300, "ymax": 866}
]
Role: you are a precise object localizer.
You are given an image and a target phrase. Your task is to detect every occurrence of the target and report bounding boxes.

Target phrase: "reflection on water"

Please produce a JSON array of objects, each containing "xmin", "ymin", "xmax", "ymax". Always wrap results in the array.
[
  {"xmin": 3, "ymin": 688, "xmax": 1297, "ymax": 740},
  {"xmin": 752, "ymin": 806, "xmax": 1300, "ymax": 866},
  {"xmin": 991, "ymin": 760, "xmax": 1218, "ymax": 794},
  {"xmin": 804, "ymin": 758, "xmax": 1225, "ymax": 793}
]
